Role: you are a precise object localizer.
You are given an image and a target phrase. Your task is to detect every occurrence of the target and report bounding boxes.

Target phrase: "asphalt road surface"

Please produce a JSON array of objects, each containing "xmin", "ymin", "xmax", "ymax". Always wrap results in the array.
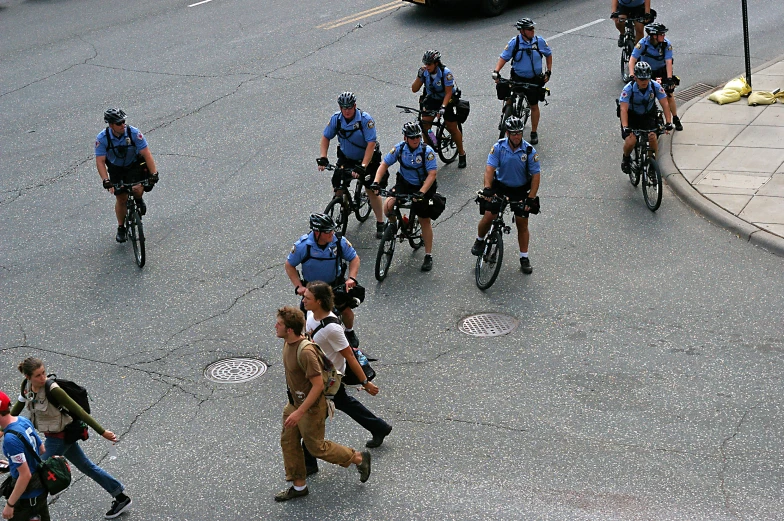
[{"xmin": 2, "ymin": 1, "xmax": 783, "ymax": 520}]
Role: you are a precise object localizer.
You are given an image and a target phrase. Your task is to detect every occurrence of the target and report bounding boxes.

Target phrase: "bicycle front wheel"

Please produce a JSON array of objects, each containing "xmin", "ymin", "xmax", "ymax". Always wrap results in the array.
[
  {"xmin": 519, "ymin": 97, "xmax": 530, "ymax": 129},
  {"xmin": 475, "ymin": 227, "xmax": 503, "ymax": 290},
  {"xmin": 642, "ymin": 158, "xmax": 663, "ymax": 211},
  {"xmin": 628, "ymin": 154, "xmax": 641, "ymax": 187},
  {"xmin": 498, "ymin": 104, "xmax": 513, "ymax": 139},
  {"xmin": 436, "ymin": 123, "xmax": 459, "ymax": 164},
  {"xmin": 375, "ymin": 222, "xmax": 397, "ymax": 281},
  {"xmin": 408, "ymin": 214, "xmax": 424, "ymax": 250},
  {"xmin": 354, "ymin": 184, "xmax": 372, "ymax": 222},
  {"xmin": 324, "ymin": 196, "xmax": 349, "ymax": 236},
  {"xmin": 128, "ymin": 210, "xmax": 145, "ymax": 267},
  {"xmin": 621, "ymin": 46, "xmax": 632, "ymax": 83}
]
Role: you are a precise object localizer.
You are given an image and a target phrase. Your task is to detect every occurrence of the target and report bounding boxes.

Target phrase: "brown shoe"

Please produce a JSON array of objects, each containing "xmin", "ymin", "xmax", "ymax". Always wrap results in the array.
[
  {"xmin": 357, "ymin": 450, "xmax": 372, "ymax": 483},
  {"xmin": 274, "ymin": 486, "xmax": 309, "ymax": 502}
]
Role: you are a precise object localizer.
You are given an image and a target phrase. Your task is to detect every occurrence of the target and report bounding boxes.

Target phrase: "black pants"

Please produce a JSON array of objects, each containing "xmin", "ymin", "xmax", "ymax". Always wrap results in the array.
[{"xmin": 303, "ymin": 383, "xmax": 392, "ymax": 468}]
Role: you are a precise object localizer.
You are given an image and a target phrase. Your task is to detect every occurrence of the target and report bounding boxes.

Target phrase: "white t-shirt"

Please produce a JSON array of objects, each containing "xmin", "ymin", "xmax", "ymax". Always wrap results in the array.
[{"xmin": 306, "ymin": 311, "xmax": 348, "ymax": 374}]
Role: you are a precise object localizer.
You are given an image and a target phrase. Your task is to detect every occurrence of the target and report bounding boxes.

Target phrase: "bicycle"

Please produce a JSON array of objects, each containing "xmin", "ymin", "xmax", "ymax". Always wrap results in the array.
[
  {"xmin": 374, "ymin": 189, "xmax": 425, "ymax": 282},
  {"xmin": 496, "ymin": 77, "xmax": 543, "ymax": 139},
  {"xmin": 113, "ymin": 179, "xmax": 150, "ymax": 267},
  {"xmin": 612, "ymin": 10, "xmax": 655, "ymax": 83},
  {"xmin": 395, "ymin": 104, "xmax": 461, "ymax": 164},
  {"xmin": 625, "ymin": 115, "xmax": 664, "ymax": 211},
  {"xmin": 323, "ymin": 163, "xmax": 372, "ymax": 237},
  {"xmin": 473, "ymin": 192, "xmax": 525, "ymax": 290}
]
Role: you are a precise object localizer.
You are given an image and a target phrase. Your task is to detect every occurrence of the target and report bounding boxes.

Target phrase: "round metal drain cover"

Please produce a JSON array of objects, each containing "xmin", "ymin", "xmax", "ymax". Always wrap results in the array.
[
  {"xmin": 204, "ymin": 358, "xmax": 267, "ymax": 384},
  {"xmin": 458, "ymin": 313, "xmax": 519, "ymax": 337}
]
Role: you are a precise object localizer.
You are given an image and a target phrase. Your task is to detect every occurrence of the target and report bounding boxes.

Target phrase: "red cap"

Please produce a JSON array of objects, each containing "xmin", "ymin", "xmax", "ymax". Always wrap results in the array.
[{"xmin": 0, "ymin": 391, "xmax": 11, "ymax": 412}]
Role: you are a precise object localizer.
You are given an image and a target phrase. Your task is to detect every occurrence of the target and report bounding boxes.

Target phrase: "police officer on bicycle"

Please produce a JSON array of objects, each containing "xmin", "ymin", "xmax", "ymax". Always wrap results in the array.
[
  {"xmin": 318, "ymin": 92, "xmax": 386, "ymax": 238},
  {"xmin": 412, "ymin": 50, "xmax": 466, "ymax": 168},
  {"xmin": 492, "ymin": 18, "xmax": 552, "ymax": 145},
  {"xmin": 370, "ymin": 122, "xmax": 439, "ymax": 272},
  {"xmin": 285, "ymin": 213, "xmax": 363, "ymax": 348},
  {"xmin": 619, "ymin": 62, "xmax": 673, "ymax": 174},
  {"xmin": 95, "ymin": 108, "xmax": 159, "ymax": 243},
  {"xmin": 629, "ymin": 22, "xmax": 682, "ymax": 130},
  {"xmin": 611, "ymin": 0, "xmax": 652, "ymax": 46},
  {"xmin": 471, "ymin": 116, "xmax": 540, "ymax": 274}
]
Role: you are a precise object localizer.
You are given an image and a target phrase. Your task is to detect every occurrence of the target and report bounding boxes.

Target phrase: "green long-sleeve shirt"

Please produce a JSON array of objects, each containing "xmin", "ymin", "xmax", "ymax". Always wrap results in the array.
[{"xmin": 11, "ymin": 385, "xmax": 105, "ymax": 435}]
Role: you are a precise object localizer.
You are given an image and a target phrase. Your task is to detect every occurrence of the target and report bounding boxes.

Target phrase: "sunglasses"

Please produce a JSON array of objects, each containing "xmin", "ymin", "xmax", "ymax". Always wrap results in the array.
[{"xmin": 113, "ymin": 121, "xmax": 126, "ymax": 125}]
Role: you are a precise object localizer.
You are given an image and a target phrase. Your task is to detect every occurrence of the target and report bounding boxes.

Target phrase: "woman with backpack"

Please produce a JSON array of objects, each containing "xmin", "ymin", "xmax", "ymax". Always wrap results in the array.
[{"xmin": 11, "ymin": 357, "xmax": 133, "ymax": 519}]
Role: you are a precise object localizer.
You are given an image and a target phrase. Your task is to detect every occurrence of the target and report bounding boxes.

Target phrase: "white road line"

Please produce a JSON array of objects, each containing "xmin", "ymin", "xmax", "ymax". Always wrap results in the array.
[
  {"xmin": 188, "ymin": 0, "xmax": 214, "ymax": 7},
  {"xmin": 547, "ymin": 18, "xmax": 605, "ymax": 41}
]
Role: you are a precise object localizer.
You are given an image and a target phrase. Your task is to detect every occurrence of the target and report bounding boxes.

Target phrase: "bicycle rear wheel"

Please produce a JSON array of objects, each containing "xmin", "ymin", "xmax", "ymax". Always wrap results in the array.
[
  {"xmin": 436, "ymin": 123, "xmax": 459, "ymax": 164},
  {"xmin": 374, "ymin": 222, "xmax": 397, "ymax": 281},
  {"xmin": 324, "ymin": 196, "xmax": 349, "ymax": 236},
  {"xmin": 475, "ymin": 227, "xmax": 503, "ymax": 290},
  {"xmin": 128, "ymin": 209, "xmax": 145, "ymax": 268},
  {"xmin": 408, "ymin": 214, "xmax": 424, "ymax": 250},
  {"xmin": 353, "ymin": 183, "xmax": 372, "ymax": 222},
  {"xmin": 642, "ymin": 158, "xmax": 663, "ymax": 211}
]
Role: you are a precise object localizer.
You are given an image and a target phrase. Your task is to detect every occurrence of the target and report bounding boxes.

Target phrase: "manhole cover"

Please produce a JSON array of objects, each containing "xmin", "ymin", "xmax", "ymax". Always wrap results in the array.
[
  {"xmin": 458, "ymin": 313, "xmax": 519, "ymax": 337},
  {"xmin": 204, "ymin": 358, "xmax": 268, "ymax": 384},
  {"xmin": 675, "ymin": 83, "xmax": 715, "ymax": 102}
]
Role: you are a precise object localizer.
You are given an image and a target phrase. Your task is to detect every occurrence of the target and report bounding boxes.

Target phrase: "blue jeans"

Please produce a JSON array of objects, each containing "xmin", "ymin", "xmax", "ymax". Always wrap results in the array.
[
  {"xmin": 303, "ymin": 383, "xmax": 391, "ymax": 468},
  {"xmin": 44, "ymin": 436, "xmax": 124, "ymax": 497}
]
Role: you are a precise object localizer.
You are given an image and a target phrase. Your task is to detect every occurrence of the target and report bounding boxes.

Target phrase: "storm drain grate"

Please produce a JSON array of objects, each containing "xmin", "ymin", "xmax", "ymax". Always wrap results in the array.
[
  {"xmin": 675, "ymin": 83, "xmax": 715, "ymax": 102},
  {"xmin": 204, "ymin": 358, "xmax": 267, "ymax": 384},
  {"xmin": 458, "ymin": 313, "xmax": 519, "ymax": 337}
]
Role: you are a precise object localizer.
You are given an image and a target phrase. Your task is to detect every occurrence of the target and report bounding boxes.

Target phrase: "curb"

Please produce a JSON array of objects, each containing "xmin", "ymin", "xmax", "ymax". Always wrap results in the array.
[{"xmin": 660, "ymin": 58, "xmax": 784, "ymax": 258}]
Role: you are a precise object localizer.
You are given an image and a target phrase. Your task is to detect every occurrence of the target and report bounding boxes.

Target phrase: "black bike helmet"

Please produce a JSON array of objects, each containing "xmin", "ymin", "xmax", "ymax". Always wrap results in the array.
[
  {"xmin": 337, "ymin": 91, "xmax": 356, "ymax": 108},
  {"xmin": 422, "ymin": 50, "xmax": 441, "ymax": 64},
  {"xmin": 104, "ymin": 108, "xmax": 127, "ymax": 124},
  {"xmin": 505, "ymin": 116, "xmax": 525, "ymax": 133},
  {"xmin": 515, "ymin": 18, "xmax": 535, "ymax": 30},
  {"xmin": 634, "ymin": 61, "xmax": 652, "ymax": 80},
  {"xmin": 309, "ymin": 213, "xmax": 337, "ymax": 233},
  {"xmin": 402, "ymin": 121, "xmax": 422, "ymax": 138},
  {"xmin": 645, "ymin": 22, "xmax": 668, "ymax": 35}
]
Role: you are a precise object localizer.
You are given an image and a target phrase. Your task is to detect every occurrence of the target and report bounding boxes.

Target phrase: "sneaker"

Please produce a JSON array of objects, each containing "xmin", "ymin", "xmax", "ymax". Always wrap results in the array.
[
  {"xmin": 105, "ymin": 497, "xmax": 132, "ymax": 519},
  {"xmin": 471, "ymin": 238, "xmax": 484, "ymax": 256},
  {"xmin": 345, "ymin": 330, "xmax": 359, "ymax": 349},
  {"xmin": 621, "ymin": 156, "xmax": 631, "ymax": 174},
  {"xmin": 274, "ymin": 486, "xmax": 309, "ymax": 502},
  {"xmin": 115, "ymin": 226, "xmax": 127, "ymax": 243},
  {"xmin": 421, "ymin": 255, "xmax": 433, "ymax": 272},
  {"xmin": 458, "ymin": 154, "xmax": 467, "ymax": 168},
  {"xmin": 673, "ymin": 116, "xmax": 683, "ymax": 131},
  {"xmin": 617, "ymin": 33, "xmax": 625, "ymax": 47},
  {"xmin": 375, "ymin": 221, "xmax": 385, "ymax": 239},
  {"xmin": 529, "ymin": 131, "xmax": 538, "ymax": 145},
  {"xmin": 357, "ymin": 450, "xmax": 372, "ymax": 483},
  {"xmin": 306, "ymin": 465, "xmax": 319, "ymax": 476},
  {"xmin": 520, "ymin": 257, "xmax": 533, "ymax": 274},
  {"xmin": 135, "ymin": 198, "xmax": 146, "ymax": 216},
  {"xmin": 366, "ymin": 427, "xmax": 391, "ymax": 448}
]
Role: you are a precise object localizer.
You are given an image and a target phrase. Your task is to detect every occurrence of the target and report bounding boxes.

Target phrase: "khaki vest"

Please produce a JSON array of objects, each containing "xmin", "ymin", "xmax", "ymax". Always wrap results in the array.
[{"xmin": 24, "ymin": 381, "xmax": 72, "ymax": 433}]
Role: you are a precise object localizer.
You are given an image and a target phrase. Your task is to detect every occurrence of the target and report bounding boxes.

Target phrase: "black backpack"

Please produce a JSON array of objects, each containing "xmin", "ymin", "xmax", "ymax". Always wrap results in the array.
[{"xmin": 45, "ymin": 375, "xmax": 91, "ymax": 414}]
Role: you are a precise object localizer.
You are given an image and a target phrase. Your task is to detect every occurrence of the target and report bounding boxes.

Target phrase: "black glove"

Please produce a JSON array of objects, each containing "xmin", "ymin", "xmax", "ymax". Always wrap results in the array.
[
  {"xmin": 369, "ymin": 182, "xmax": 380, "ymax": 193},
  {"xmin": 102, "ymin": 178, "xmax": 113, "ymax": 190},
  {"xmin": 643, "ymin": 11, "xmax": 654, "ymax": 22},
  {"xmin": 353, "ymin": 164, "xmax": 366, "ymax": 178},
  {"xmin": 664, "ymin": 123, "xmax": 674, "ymax": 131},
  {"xmin": 150, "ymin": 172, "xmax": 159, "ymax": 184},
  {"xmin": 491, "ymin": 71, "xmax": 500, "ymax": 81},
  {"xmin": 144, "ymin": 172, "xmax": 159, "ymax": 192},
  {"xmin": 412, "ymin": 191, "xmax": 425, "ymax": 202},
  {"xmin": 481, "ymin": 187, "xmax": 495, "ymax": 198},
  {"xmin": 525, "ymin": 196, "xmax": 540, "ymax": 215},
  {"xmin": 316, "ymin": 157, "xmax": 329, "ymax": 167},
  {"xmin": 610, "ymin": 11, "xmax": 620, "ymax": 18},
  {"xmin": 622, "ymin": 127, "xmax": 631, "ymax": 139}
]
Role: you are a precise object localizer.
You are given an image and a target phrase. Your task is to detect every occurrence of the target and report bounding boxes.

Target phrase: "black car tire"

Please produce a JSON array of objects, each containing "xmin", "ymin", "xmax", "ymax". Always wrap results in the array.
[{"xmin": 480, "ymin": 0, "xmax": 508, "ymax": 16}]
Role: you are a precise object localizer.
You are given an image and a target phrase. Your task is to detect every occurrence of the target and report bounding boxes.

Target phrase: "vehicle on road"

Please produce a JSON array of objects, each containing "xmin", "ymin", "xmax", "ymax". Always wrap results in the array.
[
  {"xmin": 374, "ymin": 190, "xmax": 425, "ymax": 281},
  {"xmin": 473, "ymin": 192, "xmax": 523, "ymax": 290},
  {"xmin": 625, "ymin": 114, "xmax": 664, "ymax": 212},
  {"xmin": 403, "ymin": 0, "xmax": 509, "ymax": 17},
  {"xmin": 396, "ymin": 104, "xmax": 461, "ymax": 164},
  {"xmin": 323, "ymin": 163, "xmax": 373, "ymax": 237},
  {"xmin": 114, "ymin": 180, "xmax": 150, "ymax": 267}
]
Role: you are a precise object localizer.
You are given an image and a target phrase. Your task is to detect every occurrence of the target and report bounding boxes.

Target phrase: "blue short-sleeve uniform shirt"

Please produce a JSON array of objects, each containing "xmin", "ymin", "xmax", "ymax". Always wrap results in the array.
[
  {"xmin": 323, "ymin": 109, "xmax": 377, "ymax": 162},
  {"xmin": 95, "ymin": 125, "xmax": 148, "ymax": 167},
  {"xmin": 500, "ymin": 35, "xmax": 552, "ymax": 78},
  {"xmin": 487, "ymin": 138, "xmax": 541, "ymax": 187},
  {"xmin": 631, "ymin": 36, "xmax": 673, "ymax": 71},
  {"xmin": 383, "ymin": 142, "xmax": 438, "ymax": 186},
  {"xmin": 619, "ymin": 80, "xmax": 667, "ymax": 115},
  {"xmin": 619, "ymin": 0, "xmax": 645, "ymax": 6},
  {"xmin": 2, "ymin": 417, "xmax": 45, "ymax": 499},
  {"xmin": 287, "ymin": 232, "xmax": 358, "ymax": 284},
  {"xmin": 417, "ymin": 66, "xmax": 455, "ymax": 101}
]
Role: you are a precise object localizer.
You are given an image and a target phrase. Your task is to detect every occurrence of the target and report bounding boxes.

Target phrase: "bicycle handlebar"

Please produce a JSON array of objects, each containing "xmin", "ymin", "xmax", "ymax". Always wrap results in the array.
[
  {"xmin": 474, "ymin": 191, "xmax": 526, "ymax": 210},
  {"xmin": 377, "ymin": 189, "xmax": 420, "ymax": 203},
  {"xmin": 496, "ymin": 77, "xmax": 542, "ymax": 90},
  {"xmin": 396, "ymin": 104, "xmax": 439, "ymax": 118},
  {"xmin": 112, "ymin": 179, "xmax": 150, "ymax": 190}
]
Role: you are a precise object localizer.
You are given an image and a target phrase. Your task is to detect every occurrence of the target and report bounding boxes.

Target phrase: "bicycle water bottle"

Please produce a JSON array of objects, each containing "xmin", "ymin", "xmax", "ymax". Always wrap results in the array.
[{"xmin": 427, "ymin": 129, "xmax": 437, "ymax": 147}]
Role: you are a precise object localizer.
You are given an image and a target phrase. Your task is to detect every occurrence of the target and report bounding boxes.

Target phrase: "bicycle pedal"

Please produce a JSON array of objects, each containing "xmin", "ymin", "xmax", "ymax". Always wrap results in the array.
[{"xmin": 503, "ymin": 226, "xmax": 512, "ymax": 234}]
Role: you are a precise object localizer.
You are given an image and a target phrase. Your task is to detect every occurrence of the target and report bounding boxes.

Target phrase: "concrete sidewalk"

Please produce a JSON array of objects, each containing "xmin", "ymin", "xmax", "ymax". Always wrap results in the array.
[{"xmin": 661, "ymin": 56, "xmax": 784, "ymax": 256}]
